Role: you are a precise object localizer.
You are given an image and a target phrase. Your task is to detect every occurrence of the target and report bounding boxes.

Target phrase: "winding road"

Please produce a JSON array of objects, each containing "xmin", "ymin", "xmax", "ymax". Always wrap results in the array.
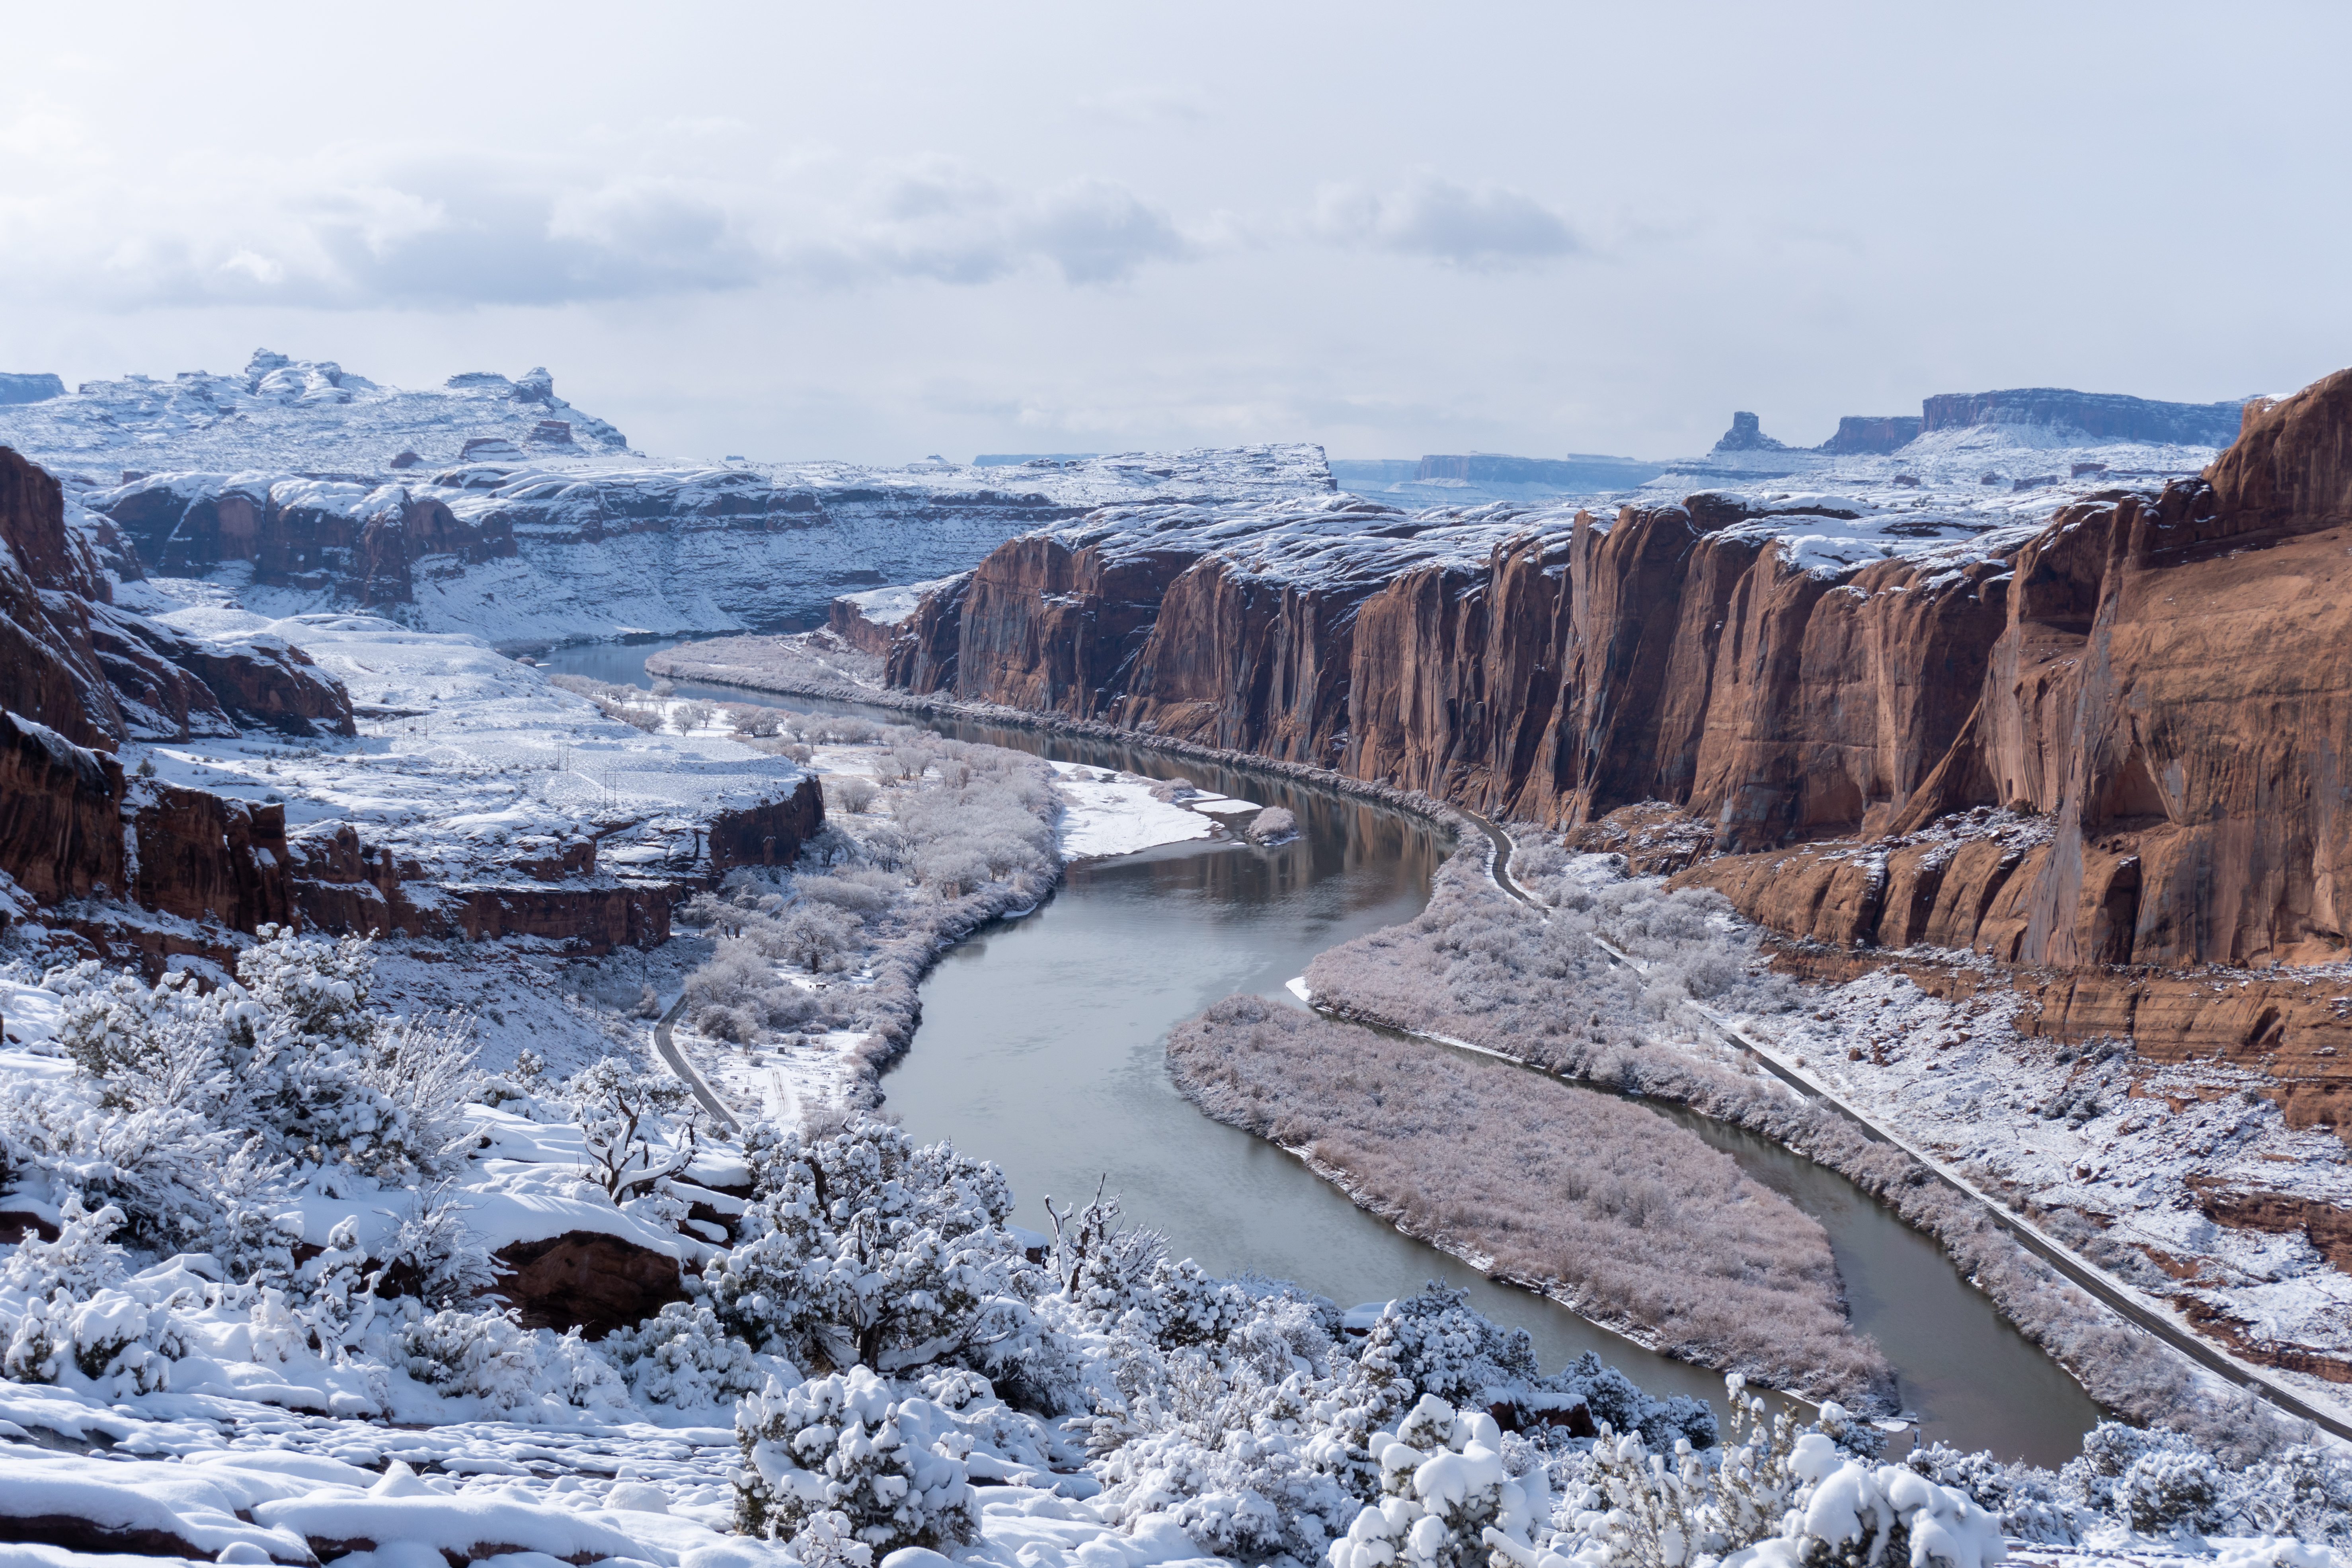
[
  {"xmin": 652, "ymin": 993, "xmax": 741, "ymax": 1134},
  {"xmin": 1455, "ymin": 805, "xmax": 2352, "ymax": 1443}
]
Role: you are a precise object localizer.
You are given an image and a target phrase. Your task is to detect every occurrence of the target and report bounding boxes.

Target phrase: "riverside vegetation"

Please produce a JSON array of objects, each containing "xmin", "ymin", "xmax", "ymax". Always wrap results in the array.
[
  {"xmin": 1166, "ymin": 997, "xmax": 1893, "ymax": 1407},
  {"xmin": 1295, "ymin": 837, "xmax": 2300, "ymax": 1462}
]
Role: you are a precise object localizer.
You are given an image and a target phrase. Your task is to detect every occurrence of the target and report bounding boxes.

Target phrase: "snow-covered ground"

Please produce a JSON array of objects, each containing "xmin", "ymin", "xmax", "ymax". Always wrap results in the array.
[
  {"xmin": 1049, "ymin": 764, "xmax": 1262, "ymax": 860},
  {"xmin": 1742, "ymin": 963, "xmax": 2352, "ymax": 1418}
]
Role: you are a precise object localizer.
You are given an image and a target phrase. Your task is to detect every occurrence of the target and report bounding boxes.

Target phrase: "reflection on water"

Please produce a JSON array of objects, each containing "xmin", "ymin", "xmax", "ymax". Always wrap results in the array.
[{"xmin": 537, "ymin": 637, "xmax": 2101, "ymax": 1461}]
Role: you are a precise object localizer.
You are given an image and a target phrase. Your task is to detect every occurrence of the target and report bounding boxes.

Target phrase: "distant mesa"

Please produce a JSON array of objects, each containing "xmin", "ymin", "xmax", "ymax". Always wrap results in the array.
[
  {"xmin": 0, "ymin": 372, "xmax": 64, "ymax": 406},
  {"xmin": 459, "ymin": 436, "xmax": 526, "ymax": 462},
  {"xmin": 527, "ymin": 419, "xmax": 574, "ymax": 447},
  {"xmin": 976, "ymin": 452, "xmax": 1101, "ymax": 467},
  {"xmin": 1816, "ymin": 415, "xmax": 1923, "ymax": 454},
  {"xmin": 1920, "ymin": 387, "xmax": 2247, "ymax": 446},
  {"xmin": 1711, "ymin": 386, "xmax": 2245, "ymax": 458}
]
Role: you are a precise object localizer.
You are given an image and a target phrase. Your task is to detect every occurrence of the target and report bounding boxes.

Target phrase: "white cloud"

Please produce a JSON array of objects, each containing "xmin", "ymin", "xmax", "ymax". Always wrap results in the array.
[
  {"xmin": 1311, "ymin": 171, "xmax": 1579, "ymax": 269},
  {"xmin": 783, "ymin": 162, "xmax": 1192, "ymax": 289},
  {"xmin": 0, "ymin": 121, "xmax": 1193, "ymax": 309}
]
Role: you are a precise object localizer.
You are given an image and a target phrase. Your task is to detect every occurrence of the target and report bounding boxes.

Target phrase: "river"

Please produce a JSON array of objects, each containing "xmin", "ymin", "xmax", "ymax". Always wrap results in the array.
[{"xmin": 540, "ymin": 636, "xmax": 2103, "ymax": 1466}]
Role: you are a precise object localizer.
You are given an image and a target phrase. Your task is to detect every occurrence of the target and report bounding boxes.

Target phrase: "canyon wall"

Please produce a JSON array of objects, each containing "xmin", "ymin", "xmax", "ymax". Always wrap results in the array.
[
  {"xmin": 886, "ymin": 372, "xmax": 2352, "ymax": 984},
  {"xmin": 2, "ymin": 443, "xmax": 752, "ymax": 959}
]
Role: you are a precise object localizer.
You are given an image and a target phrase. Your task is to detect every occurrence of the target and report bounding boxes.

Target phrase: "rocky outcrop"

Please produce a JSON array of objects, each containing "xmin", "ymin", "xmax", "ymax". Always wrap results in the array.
[
  {"xmin": 170, "ymin": 633, "xmax": 356, "ymax": 737},
  {"xmin": 1679, "ymin": 371, "xmax": 2352, "ymax": 970},
  {"xmin": 127, "ymin": 784, "xmax": 295, "ymax": 932},
  {"xmin": 1712, "ymin": 411, "xmax": 1788, "ymax": 452},
  {"xmin": 493, "ymin": 1231, "xmax": 688, "ymax": 1338},
  {"xmin": 707, "ymin": 779, "xmax": 826, "ymax": 874},
  {"xmin": 0, "ymin": 710, "xmax": 125, "ymax": 906}
]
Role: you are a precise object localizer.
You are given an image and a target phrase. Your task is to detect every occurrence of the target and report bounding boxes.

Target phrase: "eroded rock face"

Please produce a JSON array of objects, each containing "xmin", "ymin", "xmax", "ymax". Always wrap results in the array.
[
  {"xmin": 707, "ymin": 778, "xmax": 826, "ymax": 875},
  {"xmin": 0, "ymin": 710, "xmax": 125, "ymax": 905},
  {"xmin": 98, "ymin": 476, "xmax": 511, "ymax": 607},
  {"xmin": 127, "ymin": 784, "xmax": 294, "ymax": 932},
  {"xmin": 1682, "ymin": 371, "xmax": 2352, "ymax": 970}
]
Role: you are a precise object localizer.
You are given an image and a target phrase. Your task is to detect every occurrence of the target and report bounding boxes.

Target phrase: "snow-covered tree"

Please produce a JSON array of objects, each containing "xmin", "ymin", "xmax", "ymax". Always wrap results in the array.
[{"xmin": 566, "ymin": 1060, "xmax": 699, "ymax": 1203}]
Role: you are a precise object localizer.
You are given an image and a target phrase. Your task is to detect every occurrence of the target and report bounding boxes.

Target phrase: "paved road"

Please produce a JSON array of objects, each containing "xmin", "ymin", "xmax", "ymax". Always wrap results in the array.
[
  {"xmin": 1452, "ymin": 806, "xmax": 2351, "ymax": 1442},
  {"xmin": 651, "ymin": 993, "xmax": 742, "ymax": 1134}
]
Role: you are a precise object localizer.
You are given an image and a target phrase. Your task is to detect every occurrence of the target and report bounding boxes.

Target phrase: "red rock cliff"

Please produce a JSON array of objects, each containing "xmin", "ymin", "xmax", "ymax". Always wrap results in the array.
[{"xmin": 893, "ymin": 372, "xmax": 2352, "ymax": 981}]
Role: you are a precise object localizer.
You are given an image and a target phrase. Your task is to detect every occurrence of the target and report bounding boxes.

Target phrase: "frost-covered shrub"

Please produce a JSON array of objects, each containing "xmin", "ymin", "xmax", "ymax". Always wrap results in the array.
[
  {"xmin": 734, "ymin": 1365, "xmax": 980, "ymax": 1556},
  {"xmin": 603, "ymin": 1301, "xmax": 765, "ymax": 1408},
  {"xmin": 1043, "ymin": 1176, "xmax": 1171, "ymax": 1316},
  {"xmin": 1331, "ymin": 1395, "xmax": 1551, "ymax": 1568},
  {"xmin": 776, "ymin": 905, "xmax": 861, "ymax": 972},
  {"xmin": 1552, "ymin": 1382, "xmax": 2000, "ymax": 1568},
  {"xmin": 823, "ymin": 776, "xmax": 880, "ymax": 814},
  {"xmin": 292, "ymin": 1217, "xmax": 379, "ymax": 1357},
  {"xmin": 373, "ymin": 1182, "xmax": 499, "ymax": 1309},
  {"xmin": 0, "ymin": 1191, "xmax": 127, "ymax": 1300},
  {"xmin": 795, "ymin": 869, "xmax": 897, "ymax": 918},
  {"xmin": 51, "ymin": 929, "xmax": 479, "ymax": 1184},
  {"xmin": 396, "ymin": 1306, "xmax": 629, "ymax": 1416},
  {"xmin": 0, "ymin": 1194, "xmax": 180, "ymax": 1394},
  {"xmin": 709, "ymin": 1119, "xmax": 1063, "ymax": 1398},
  {"xmin": 2060, "ymin": 1421, "xmax": 2227, "ymax": 1537},
  {"xmin": 1902, "ymin": 1441, "xmax": 2078, "ymax": 1543}
]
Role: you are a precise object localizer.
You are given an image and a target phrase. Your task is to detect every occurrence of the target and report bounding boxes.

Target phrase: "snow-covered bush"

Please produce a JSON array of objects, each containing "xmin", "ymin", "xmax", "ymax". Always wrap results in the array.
[
  {"xmin": 1901, "ymin": 1441, "xmax": 2078, "ymax": 1543},
  {"xmin": 1092, "ymin": 1283, "xmax": 1609, "ymax": 1567},
  {"xmin": 1332, "ymin": 1394, "xmax": 1552, "ymax": 1568},
  {"xmin": 776, "ymin": 904, "xmax": 861, "ymax": 971},
  {"xmin": 1043, "ymin": 1176, "xmax": 1171, "ymax": 1313},
  {"xmin": 708, "ymin": 1119, "xmax": 1066, "ymax": 1400},
  {"xmin": 396, "ymin": 1305, "xmax": 630, "ymax": 1416},
  {"xmin": 734, "ymin": 1365, "xmax": 980, "ymax": 1556},
  {"xmin": 51, "ymin": 928, "xmax": 479, "ymax": 1184},
  {"xmin": 0, "ymin": 1194, "xmax": 181, "ymax": 1395},
  {"xmin": 372, "ymin": 1181, "xmax": 498, "ymax": 1308},
  {"xmin": 2061, "ymin": 1420, "xmax": 2229, "ymax": 1537},
  {"xmin": 603, "ymin": 1300, "xmax": 765, "ymax": 1408},
  {"xmin": 824, "ymin": 777, "xmax": 880, "ymax": 814},
  {"xmin": 1547, "ymin": 1376, "xmax": 1999, "ymax": 1568},
  {"xmin": 1249, "ymin": 805, "xmax": 1299, "ymax": 844},
  {"xmin": 0, "ymin": 1190, "xmax": 127, "ymax": 1301}
]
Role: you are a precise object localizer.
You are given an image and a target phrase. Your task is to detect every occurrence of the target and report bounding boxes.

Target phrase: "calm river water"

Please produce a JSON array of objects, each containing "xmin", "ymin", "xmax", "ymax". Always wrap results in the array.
[{"xmin": 542, "ymin": 637, "xmax": 2103, "ymax": 1465}]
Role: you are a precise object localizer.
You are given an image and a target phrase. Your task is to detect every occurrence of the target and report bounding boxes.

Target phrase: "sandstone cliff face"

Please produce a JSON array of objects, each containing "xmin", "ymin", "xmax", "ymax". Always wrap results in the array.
[
  {"xmin": 1681, "ymin": 370, "xmax": 2352, "ymax": 972},
  {"xmin": 894, "ymin": 493, "xmax": 2019, "ymax": 844},
  {"xmin": 0, "ymin": 710, "xmax": 125, "ymax": 905},
  {"xmin": 99, "ymin": 476, "xmax": 509, "ymax": 607}
]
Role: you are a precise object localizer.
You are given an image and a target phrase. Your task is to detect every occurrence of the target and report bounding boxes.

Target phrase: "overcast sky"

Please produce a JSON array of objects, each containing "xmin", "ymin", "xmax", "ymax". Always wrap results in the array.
[{"xmin": 4, "ymin": 2, "xmax": 2346, "ymax": 465}]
